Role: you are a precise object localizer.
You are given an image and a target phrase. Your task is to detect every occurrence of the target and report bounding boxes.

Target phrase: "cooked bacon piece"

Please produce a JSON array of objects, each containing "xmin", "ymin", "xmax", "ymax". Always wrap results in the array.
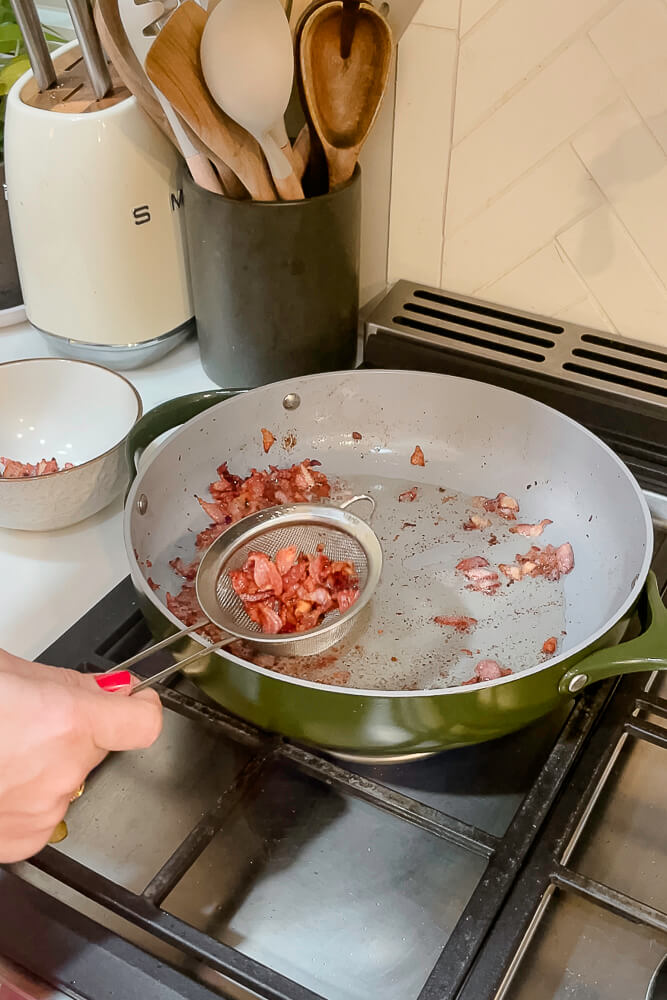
[
  {"xmin": 463, "ymin": 514, "xmax": 492, "ymax": 531},
  {"xmin": 352, "ymin": 431, "xmax": 362, "ymax": 441},
  {"xmin": 501, "ymin": 541, "xmax": 575, "ymax": 583},
  {"xmin": 472, "ymin": 492, "xmax": 520, "ymax": 521},
  {"xmin": 499, "ymin": 562, "xmax": 522, "ymax": 582},
  {"xmin": 275, "ymin": 546, "xmax": 297, "ymax": 576},
  {"xmin": 465, "ymin": 569, "xmax": 501, "ymax": 595},
  {"xmin": 556, "ymin": 542, "xmax": 574, "ymax": 576},
  {"xmin": 456, "ymin": 555, "xmax": 500, "ymax": 595},
  {"xmin": 230, "ymin": 548, "xmax": 359, "ymax": 635},
  {"xmin": 518, "ymin": 542, "xmax": 574, "ymax": 581},
  {"xmin": 170, "ymin": 556, "xmax": 199, "ymax": 580},
  {"xmin": 434, "ymin": 615, "xmax": 477, "ymax": 633},
  {"xmin": 336, "ymin": 589, "xmax": 359, "ymax": 612},
  {"xmin": 542, "ymin": 637, "xmax": 557, "ymax": 655},
  {"xmin": 462, "ymin": 659, "xmax": 513, "ymax": 685},
  {"xmin": 1, "ymin": 456, "xmax": 74, "ymax": 478},
  {"xmin": 399, "ymin": 487, "xmax": 418, "ymax": 502},
  {"xmin": 254, "ymin": 603, "xmax": 283, "ymax": 633},
  {"xmin": 197, "ymin": 497, "xmax": 232, "ymax": 524},
  {"xmin": 247, "ymin": 551, "xmax": 284, "ymax": 595},
  {"xmin": 410, "ymin": 445, "xmax": 425, "ymax": 467},
  {"xmin": 196, "ymin": 523, "xmax": 228, "ymax": 551},
  {"xmin": 456, "ymin": 556, "xmax": 489, "ymax": 572},
  {"xmin": 204, "ymin": 459, "xmax": 330, "ymax": 526},
  {"xmin": 509, "ymin": 518, "xmax": 552, "ymax": 537},
  {"xmin": 261, "ymin": 428, "xmax": 276, "ymax": 453}
]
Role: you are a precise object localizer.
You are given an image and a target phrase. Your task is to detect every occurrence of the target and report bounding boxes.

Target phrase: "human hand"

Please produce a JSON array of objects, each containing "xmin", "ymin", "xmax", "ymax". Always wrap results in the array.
[{"xmin": 0, "ymin": 648, "xmax": 162, "ymax": 863}]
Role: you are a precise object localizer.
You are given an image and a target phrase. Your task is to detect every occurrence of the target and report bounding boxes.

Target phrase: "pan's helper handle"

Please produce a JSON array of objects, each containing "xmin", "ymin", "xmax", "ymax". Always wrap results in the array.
[
  {"xmin": 125, "ymin": 389, "xmax": 246, "ymax": 489},
  {"xmin": 558, "ymin": 572, "xmax": 667, "ymax": 695}
]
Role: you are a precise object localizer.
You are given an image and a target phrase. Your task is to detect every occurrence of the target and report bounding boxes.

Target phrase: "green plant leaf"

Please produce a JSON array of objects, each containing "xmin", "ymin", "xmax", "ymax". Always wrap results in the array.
[
  {"xmin": 0, "ymin": 52, "xmax": 28, "ymax": 94},
  {"xmin": 0, "ymin": 24, "xmax": 21, "ymax": 42}
]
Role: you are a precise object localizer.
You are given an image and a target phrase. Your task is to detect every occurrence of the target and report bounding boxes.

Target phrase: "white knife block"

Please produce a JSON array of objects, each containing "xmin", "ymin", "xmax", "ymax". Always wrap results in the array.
[{"xmin": 4, "ymin": 41, "xmax": 194, "ymax": 367}]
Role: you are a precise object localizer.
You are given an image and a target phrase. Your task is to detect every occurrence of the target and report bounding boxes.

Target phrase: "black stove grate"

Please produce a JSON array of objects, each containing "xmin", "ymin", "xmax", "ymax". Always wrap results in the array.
[{"xmin": 0, "ymin": 526, "xmax": 665, "ymax": 1000}]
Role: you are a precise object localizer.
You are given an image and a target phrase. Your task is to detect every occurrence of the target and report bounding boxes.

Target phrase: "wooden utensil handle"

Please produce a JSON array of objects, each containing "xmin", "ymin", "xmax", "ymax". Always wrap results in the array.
[
  {"xmin": 292, "ymin": 123, "xmax": 310, "ymax": 180},
  {"xmin": 260, "ymin": 131, "xmax": 305, "ymax": 200},
  {"xmin": 274, "ymin": 170, "xmax": 305, "ymax": 200},
  {"xmin": 185, "ymin": 153, "xmax": 224, "ymax": 193}
]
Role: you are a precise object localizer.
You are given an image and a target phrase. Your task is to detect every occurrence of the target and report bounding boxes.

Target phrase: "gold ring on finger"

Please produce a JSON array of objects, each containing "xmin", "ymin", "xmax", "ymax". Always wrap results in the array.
[{"xmin": 69, "ymin": 781, "xmax": 85, "ymax": 803}]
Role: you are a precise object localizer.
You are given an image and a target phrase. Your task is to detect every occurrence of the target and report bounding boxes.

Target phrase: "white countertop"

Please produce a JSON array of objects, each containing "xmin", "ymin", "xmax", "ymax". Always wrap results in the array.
[{"xmin": 0, "ymin": 320, "xmax": 218, "ymax": 661}]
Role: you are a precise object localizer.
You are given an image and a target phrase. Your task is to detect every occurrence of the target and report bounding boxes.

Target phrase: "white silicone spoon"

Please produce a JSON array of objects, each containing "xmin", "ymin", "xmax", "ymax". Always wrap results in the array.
[{"xmin": 200, "ymin": 0, "xmax": 304, "ymax": 200}]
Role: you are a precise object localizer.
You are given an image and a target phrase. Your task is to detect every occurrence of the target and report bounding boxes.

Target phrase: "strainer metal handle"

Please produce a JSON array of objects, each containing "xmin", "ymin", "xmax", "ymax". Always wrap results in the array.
[
  {"xmin": 340, "ymin": 494, "xmax": 376, "ymax": 518},
  {"xmin": 94, "ymin": 621, "xmax": 233, "ymax": 693}
]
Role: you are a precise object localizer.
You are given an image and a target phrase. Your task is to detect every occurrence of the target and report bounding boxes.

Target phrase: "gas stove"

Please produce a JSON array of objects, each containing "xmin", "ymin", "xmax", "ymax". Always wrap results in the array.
[{"xmin": 1, "ymin": 285, "xmax": 666, "ymax": 1000}]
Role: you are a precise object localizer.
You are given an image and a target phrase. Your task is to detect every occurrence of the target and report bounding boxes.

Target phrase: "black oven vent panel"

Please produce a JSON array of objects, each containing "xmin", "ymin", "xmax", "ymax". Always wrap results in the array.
[{"xmin": 365, "ymin": 281, "xmax": 667, "ymax": 410}]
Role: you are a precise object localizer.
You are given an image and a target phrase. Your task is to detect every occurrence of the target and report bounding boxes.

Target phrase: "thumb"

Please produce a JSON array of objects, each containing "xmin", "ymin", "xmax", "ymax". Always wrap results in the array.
[{"xmin": 81, "ymin": 685, "xmax": 163, "ymax": 752}]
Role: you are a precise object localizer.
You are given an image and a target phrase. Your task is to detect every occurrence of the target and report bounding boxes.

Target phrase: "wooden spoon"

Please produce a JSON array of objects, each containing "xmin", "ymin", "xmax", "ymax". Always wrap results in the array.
[
  {"xmin": 94, "ymin": 0, "xmax": 244, "ymax": 196},
  {"xmin": 145, "ymin": 0, "xmax": 277, "ymax": 200},
  {"xmin": 200, "ymin": 0, "xmax": 304, "ymax": 200},
  {"xmin": 299, "ymin": 0, "xmax": 392, "ymax": 188}
]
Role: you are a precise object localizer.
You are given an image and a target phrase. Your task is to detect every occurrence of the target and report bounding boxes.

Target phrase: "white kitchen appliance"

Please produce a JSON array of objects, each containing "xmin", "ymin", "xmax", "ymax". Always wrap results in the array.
[{"xmin": 4, "ymin": 41, "xmax": 194, "ymax": 368}]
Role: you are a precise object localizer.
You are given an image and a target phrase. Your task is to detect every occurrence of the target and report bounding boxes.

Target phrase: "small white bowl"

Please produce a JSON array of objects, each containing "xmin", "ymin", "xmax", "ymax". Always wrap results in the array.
[{"xmin": 0, "ymin": 357, "xmax": 142, "ymax": 531}]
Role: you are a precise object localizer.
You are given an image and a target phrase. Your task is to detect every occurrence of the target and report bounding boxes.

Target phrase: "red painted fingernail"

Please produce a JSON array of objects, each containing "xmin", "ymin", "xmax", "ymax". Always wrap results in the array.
[{"xmin": 95, "ymin": 670, "xmax": 132, "ymax": 692}]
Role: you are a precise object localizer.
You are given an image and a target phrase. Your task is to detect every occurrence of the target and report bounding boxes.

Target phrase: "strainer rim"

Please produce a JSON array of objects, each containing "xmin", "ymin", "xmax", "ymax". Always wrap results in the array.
[{"xmin": 195, "ymin": 500, "xmax": 383, "ymax": 646}]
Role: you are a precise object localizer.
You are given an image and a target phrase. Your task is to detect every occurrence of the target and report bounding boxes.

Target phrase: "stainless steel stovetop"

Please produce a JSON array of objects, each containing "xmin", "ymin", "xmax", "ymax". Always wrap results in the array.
[{"xmin": 1, "ymin": 285, "xmax": 666, "ymax": 1000}]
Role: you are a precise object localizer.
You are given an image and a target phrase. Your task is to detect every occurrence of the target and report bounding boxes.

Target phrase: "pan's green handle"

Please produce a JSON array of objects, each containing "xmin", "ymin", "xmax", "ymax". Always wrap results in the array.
[
  {"xmin": 558, "ymin": 572, "xmax": 667, "ymax": 695},
  {"xmin": 125, "ymin": 389, "xmax": 246, "ymax": 487}
]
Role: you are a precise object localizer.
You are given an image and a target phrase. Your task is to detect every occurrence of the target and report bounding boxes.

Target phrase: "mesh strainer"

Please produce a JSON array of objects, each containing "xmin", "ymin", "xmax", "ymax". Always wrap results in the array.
[
  {"xmin": 195, "ymin": 495, "xmax": 380, "ymax": 656},
  {"xmin": 107, "ymin": 495, "xmax": 382, "ymax": 694}
]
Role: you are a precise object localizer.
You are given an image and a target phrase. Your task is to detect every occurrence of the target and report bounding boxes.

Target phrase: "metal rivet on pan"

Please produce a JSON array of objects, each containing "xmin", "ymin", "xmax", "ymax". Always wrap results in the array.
[
  {"xmin": 568, "ymin": 674, "xmax": 588, "ymax": 693},
  {"xmin": 282, "ymin": 393, "xmax": 301, "ymax": 410},
  {"xmin": 137, "ymin": 494, "xmax": 148, "ymax": 515}
]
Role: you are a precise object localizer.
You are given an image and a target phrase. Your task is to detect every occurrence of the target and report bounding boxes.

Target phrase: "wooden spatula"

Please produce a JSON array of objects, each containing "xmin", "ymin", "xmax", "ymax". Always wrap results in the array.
[
  {"xmin": 94, "ymin": 0, "xmax": 244, "ymax": 196},
  {"xmin": 145, "ymin": 1, "xmax": 277, "ymax": 201},
  {"xmin": 299, "ymin": 0, "xmax": 392, "ymax": 188}
]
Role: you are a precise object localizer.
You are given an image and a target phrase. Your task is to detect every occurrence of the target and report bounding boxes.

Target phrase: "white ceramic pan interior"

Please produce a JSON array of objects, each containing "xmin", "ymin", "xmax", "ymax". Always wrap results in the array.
[{"xmin": 126, "ymin": 370, "xmax": 653, "ymax": 693}]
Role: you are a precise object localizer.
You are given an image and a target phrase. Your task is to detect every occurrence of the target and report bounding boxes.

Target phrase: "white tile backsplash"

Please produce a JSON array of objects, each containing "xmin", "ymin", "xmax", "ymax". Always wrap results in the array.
[
  {"xmin": 447, "ymin": 38, "xmax": 620, "ymax": 232},
  {"xmin": 557, "ymin": 204, "xmax": 667, "ymax": 346},
  {"xmin": 387, "ymin": 23, "xmax": 458, "ymax": 286},
  {"xmin": 454, "ymin": 0, "xmax": 615, "ymax": 143},
  {"xmin": 478, "ymin": 243, "xmax": 589, "ymax": 318},
  {"xmin": 590, "ymin": 0, "xmax": 667, "ymax": 155},
  {"xmin": 377, "ymin": 0, "xmax": 667, "ymax": 345},
  {"xmin": 460, "ymin": 0, "xmax": 500, "ymax": 36},
  {"xmin": 441, "ymin": 143, "xmax": 603, "ymax": 292},
  {"xmin": 572, "ymin": 99, "xmax": 667, "ymax": 288},
  {"xmin": 556, "ymin": 295, "xmax": 615, "ymax": 332},
  {"xmin": 413, "ymin": 0, "xmax": 460, "ymax": 29}
]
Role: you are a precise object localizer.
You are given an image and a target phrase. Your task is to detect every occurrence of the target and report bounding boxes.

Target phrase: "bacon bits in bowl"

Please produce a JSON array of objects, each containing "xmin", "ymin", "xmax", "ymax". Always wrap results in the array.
[{"xmin": 0, "ymin": 358, "xmax": 142, "ymax": 531}]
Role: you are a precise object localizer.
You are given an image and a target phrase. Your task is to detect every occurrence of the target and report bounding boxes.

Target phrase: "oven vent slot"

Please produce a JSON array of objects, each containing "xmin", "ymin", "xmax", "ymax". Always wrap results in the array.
[
  {"xmin": 570, "ymin": 348, "xmax": 667, "ymax": 384},
  {"xmin": 403, "ymin": 303, "xmax": 556, "ymax": 349},
  {"xmin": 393, "ymin": 315, "xmax": 547, "ymax": 362},
  {"xmin": 413, "ymin": 288, "xmax": 564, "ymax": 334},
  {"xmin": 562, "ymin": 362, "xmax": 667, "ymax": 398},
  {"xmin": 580, "ymin": 333, "xmax": 667, "ymax": 364}
]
